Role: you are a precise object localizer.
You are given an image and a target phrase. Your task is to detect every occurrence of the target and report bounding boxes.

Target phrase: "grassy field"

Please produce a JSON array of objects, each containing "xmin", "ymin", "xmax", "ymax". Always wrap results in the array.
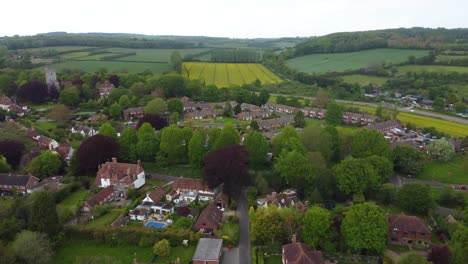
[
  {"xmin": 341, "ymin": 103, "xmax": 468, "ymax": 137},
  {"xmin": 341, "ymin": 74, "xmax": 388, "ymax": 86},
  {"xmin": 57, "ymin": 189, "xmax": 90, "ymax": 222},
  {"xmin": 106, "ymin": 48, "xmax": 210, "ymax": 62},
  {"xmin": 182, "ymin": 62, "xmax": 282, "ymax": 88},
  {"xmin": 21, "ymin": 46, "xmax": 94, "ymax": 53},
  {"xmin": 286, "ymin": 48, "xmax": 429, "ymax": 73},
  {"xmin": 420, "ymin": 157, "xmax": 468, "ymax": 184},
  {"xmin": 398, "ymin": 65, "xmax": 468, "ymax": 74},
  {"xmin": 144, "ymin": 163, "xmax": 202, "ymax": 179},
  {"xmin": 436, "ymin": 55, "xmax": 468, "ymax": 62},
  {"xmin": 87, "ymin": 209, "xmax": 124, "ymax": 227},
  {"xmin": 48, "ymin": 60, "xmax": 169, "ymax": 73}
]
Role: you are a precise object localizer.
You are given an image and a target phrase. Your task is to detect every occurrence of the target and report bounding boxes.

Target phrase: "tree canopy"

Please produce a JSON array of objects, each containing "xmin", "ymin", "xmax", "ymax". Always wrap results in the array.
[
  {"xmin": 428, "ymin": 139, "xmax": 455, "ymax": 161},
  {"xmin": 28, "ymin": 151, "xmax": 62, "ymax": 179},
  {"xmin": 398, "ymin": 183, "xmax": 434, "ymax": 215},
  {"xmin": 28, "ymin": 191, "xmax": 59, "ymax": 236},
  {"xmin": 302, "ymin": 206, "xmax": 333, "ymax": 249},
  {"xmin": 212, "ymin": 123, "xmax": 240, "ymax": 150},
  {"xmin": 243, "ymin": 131, "xmax": 268, "ymax": 168},
  {"xmin": 333, "ymin": 156, "xmax": 379, "ymax": 195},
  {"xmin": 77, "ymin": 135, "xmax": 119, "ymax": 173},
  {"xmin": 351, "ymin": 129, "xmax": 392, "ymax": 159},
  {"xmin": 11, "ymin": 231, "xmax": 54, "ymax": 264},
  {"xmin": 393, "ymin": 145, "xmax": 427, "ymax": 177}
]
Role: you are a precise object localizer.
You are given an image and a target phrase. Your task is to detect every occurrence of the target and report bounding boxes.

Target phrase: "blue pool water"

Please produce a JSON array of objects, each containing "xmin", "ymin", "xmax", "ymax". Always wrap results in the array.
[{"xmin": 145, "ymin": 221, "xmax": 165, "ymax": 229}]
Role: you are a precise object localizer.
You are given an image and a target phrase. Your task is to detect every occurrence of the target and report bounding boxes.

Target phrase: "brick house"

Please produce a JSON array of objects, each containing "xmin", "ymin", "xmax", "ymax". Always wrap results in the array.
[
  {"xmin": 71, "ymin": 125, "xmax": 97, "ymax": 137},
  {"xmin": 263, "ymin": 103, "xmax": 298, "ymax": 114},
  {"xmin": 82, "ymin": 186, "xmax": 115, "ymax": 212},
  {"xmin": 123, "ymin": 107, "xmax": 145, "ymax": 120},
  {"xmin": 184, "ymin": 109, "xmax": 217, "ymax": 120},
  {"xmin": 99, "ymin": 80, "xmax": 115, "ymax": 98},
  {"xmin": 37, "ymin": 136, "xmax": 59, "ymax": 151},
  {"xmin": 302, "ymin": 107, "xmax": 327, "ymax": 119},
  {"xmin": 282, "ymin": 242, "xmax": 323, "ymax": 264},
  {"xmin": 0, "ymin": 96, "xmax": 14, "ymax": 111},
  {"xmin": 257, "ymin": 116, "xmax": 294, "ymax": 131},
  {"xmin": 192, "ymin": 238, "xmax": 223, "ymax": 264},
  {"xmin": 240, "ymin": 103, "xmax": 263, "ymax": 112},
  {"xmin": 343, "ymin": 112, "xmax": 378, "ymax": 125},
  {"xmin": 95, "ymin": 158, "xmax": 145, "ymax": 190},
  {"xmin": 235, "ymin": 110, "xmax": 272, "ymax": 121},
  {"xmin": 87, "ymin": 113, "xmax": 108, "ymax": 123},
  {"xmin": 388, "ymin": 214, "xmax": 432, "ymax": 248},
  {"xmin": 367, "ymin": 119, "xmax": 403, "ymax": 134},
  {"xmin": 193, "ymin": 203, "xmax": 223, "ymax": 234},
  {"xmin": 0, "ymin": 174, "xmax": 39, "ymax": 194},
  {"xmin": 143, "ymin": 187, "xmax": 166, "ymax": 204}
]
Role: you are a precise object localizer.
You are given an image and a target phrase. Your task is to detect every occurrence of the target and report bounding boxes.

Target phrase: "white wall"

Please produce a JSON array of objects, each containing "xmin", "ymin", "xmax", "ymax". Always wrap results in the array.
[{"xmin": 133, "ymin": 172, "xmax": 145, "ymax": 189}]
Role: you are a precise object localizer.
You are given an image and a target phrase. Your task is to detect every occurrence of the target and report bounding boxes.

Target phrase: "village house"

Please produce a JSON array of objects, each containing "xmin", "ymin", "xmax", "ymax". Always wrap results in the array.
[
  {"xmin": 184, "ymin": 109, "xmax": 217, "ymax": 120},
  {"xmin": 71, "ymin": 125, "xmax": 97, "ymax": 137},
  {"xmin": 0, "ymin": 96, "xmax": 14, "ymax": 111},
  {"xmin": 87, "ymin": 113, "xmax": 108, "ymax": 123},
  {"xmin": 388, "ymin": 214, "xmax": 432, "ymax": 248},
  {"xmin": 282, "ymin": 242, "xmax": 324, "ymax": 264},
  {"xmin": 82, "ymin": 186, "xmax": 115, "ymax": 212},
  {"xmin": 98, "ymin": 80, "xmax": 115, "ymax": 98},
  {"xmin": 192, "ymin": 238, "xmax": 223, "ymax": 264},
  {"xmin": 56, "ymin": 143, "xmax": 74, "ymax": 164},
  {"xmin": 0, "ymin": 96, "xmax": 26, "ymax": 116},
  {"xmin": 29, "ymin": 176, "xmax": 63, "ymax": 193},
  {"xmin": 263, "ymin": 103, "xmax": 299, "ymax": 114},
  {"xmin": 302, "ymin": 107, "xmax": 327, "ymax": 119},
  {"xmin": 193, "ymin": 203, "xmax": 223, "ymax": 235},
  {"xmin": 167, "ymin": 177, "xmax": 218, "ymax": 203},
  {"xmin": 38, "ymin": 136, "xmax": 59, "ymax": 151},
  {"xmin": 235, "ymin": 110, "xmax": 272, "ymax": 121},
  {"xmin": 419, "ymin": 99, "xmax": 433, "ymax": 109},
  {"xmin": 260, "ymin": 189, "xmax": 298, "ymax": 208},
  {"xmin": 95, "ymin": 158, "xmax": 145, "ymax": 190},
  {"xmin": 214, "ymin": 192, "xmax": 229, "ymax": 210},
  {"xmin": 367, "ymin": 119, "xmax": 403, "ymax": 134},
  {"xmin": 25, "ymin": 129, "xmax": 41, "ymax": 141},
  {"xmin": 129, "ymin": 207, "xmax": 148, "ymax": 221},
  {"xmin": 342, "ymin": 112, "xmax": 378, "ymax": 125},
  {"xmin": 241, "ymin": 103, "xmax": 263, "ymax": 112},
  {"xmin": 143, "ymin": 188, "xmax": 166, "ymax": 204},
  {"xmin": 257, "ymin": 116, "xmax": 294, "ymax": 131},
  {"xmin": 0, "ymin": 174, "xmax": 40, "ymax": 194},
  {"xmin": 123, "ymin": 107, "xmax": 145, "ymax": 120}
]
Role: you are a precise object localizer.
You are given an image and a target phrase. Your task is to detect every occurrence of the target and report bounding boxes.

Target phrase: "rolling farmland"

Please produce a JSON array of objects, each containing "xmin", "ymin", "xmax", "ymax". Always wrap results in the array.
[
  {"xmin": 398, "ymin": 65, "xmax": 468, "ymax": 74},
  {"xmin": 340, "ymin": 75, "xmax": 388, "ymax": 86},
  {"xmin": 182, "ymin": 62, "xmax": 282, "ymax": 87},
  {"xmin": 286, "ymin": 48, "xmax": 429, "ymax": 73}
]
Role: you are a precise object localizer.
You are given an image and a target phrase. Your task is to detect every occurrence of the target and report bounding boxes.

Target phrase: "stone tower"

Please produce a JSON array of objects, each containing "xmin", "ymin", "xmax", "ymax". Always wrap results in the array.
[{"xmin": 45, "ymin": 67, "xmax": 60, "ymax": 90}]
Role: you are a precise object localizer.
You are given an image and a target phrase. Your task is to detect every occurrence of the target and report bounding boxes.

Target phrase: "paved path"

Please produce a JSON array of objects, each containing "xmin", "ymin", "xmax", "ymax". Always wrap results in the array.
[
  {"xmin": 222, "ymin": 247, "xmax": 239, "ymax": 264},
  {"xmin": 391, "ymin": 174, "xmax": 445, "ymax": 188},
  {"xmin": 237, "ymin": 189, "xmax": 251, "ymax": 264}
]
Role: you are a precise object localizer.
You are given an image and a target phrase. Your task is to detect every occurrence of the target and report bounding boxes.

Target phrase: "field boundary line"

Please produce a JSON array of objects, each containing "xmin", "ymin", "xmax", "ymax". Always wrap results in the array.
[
  {"xmin": 213, "ymin": 63, "xmax": 217, "ymax": 87},
  {"xmin": 236, "ymin": 64, "xmax": 247, "ymax": 84},
  {"xmin": 225, "ymin": 64, "xmax": 231, "ymax": 87}
]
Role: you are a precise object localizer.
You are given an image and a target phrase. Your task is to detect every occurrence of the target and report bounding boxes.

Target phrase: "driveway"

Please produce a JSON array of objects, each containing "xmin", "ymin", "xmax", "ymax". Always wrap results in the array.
[
  {"xmin": 237, "ymin": 189, "xmax": 251, "ymax": 264},
  {"xmin": 222, "ymin": 247, "xmax": 239, "ymax": 264}
]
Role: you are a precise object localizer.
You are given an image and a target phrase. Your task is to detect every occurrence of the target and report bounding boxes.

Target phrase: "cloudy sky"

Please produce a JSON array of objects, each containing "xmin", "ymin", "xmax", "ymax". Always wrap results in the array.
[{"xmin": 2, "ymin": 0, "xmax": 467, "ymax": 38}]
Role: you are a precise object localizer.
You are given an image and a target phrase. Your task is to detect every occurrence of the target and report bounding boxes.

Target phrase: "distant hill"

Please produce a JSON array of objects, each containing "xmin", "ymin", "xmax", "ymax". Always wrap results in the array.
[{"xmin": 288, "ymin": 27, "xmax": 468, "ymax": 58}]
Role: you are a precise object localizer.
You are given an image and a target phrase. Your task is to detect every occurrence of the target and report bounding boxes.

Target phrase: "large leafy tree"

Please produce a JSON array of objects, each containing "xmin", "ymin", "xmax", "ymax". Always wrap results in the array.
[
  {"xmin": 251, "ymin": 205, "xmax": 284, "ymax": 245},
  {"xmin": 159, "ymin": 125, "xmax": 186, "ymax": 165},
  {"xmin": 272, "ymin": 125, "xmax": 301, "ymax": 157},
  {"xmin": 449, "ymin": 226, "xmax": 468, "ymax": 264},
  {"xmin": 398, "ymin": 183, "xmax": 434, "ymax": 215},
  {"xmin": 47, "ymin": 104, "xmax": 71, "ymax": 121},
  {"xmin": 325, "ymin": 102, "xmax": 343, "ymax": 125},
  {"xmin": 167, "ymin": 98, "xmax": 183, "ymax": 114},
  {"xmin": 29, "ymin": 191, "xmax": 59, "ymax": 236},
  {"xmin": 351, "ymin": 129, "xmax": 392, "ymax": 159},
  {"xmin": 17, "ymin": 81, "xmax": 48, "ymax": 104},
  {"xmin": 341, "ymin": 202, "xmax": 388, "ymax": 254},
  {"xmin": 157, "ymin": 74, "xmax": 186, "ymax": 98},
  {"xmin": 58, "ymin": 86, "xmax": 80, "ymax": 107},
  {"xmin": 136, "ymin": 114, "xmax": 168, "ymax": 130},
  {"xmin": 188, "ymin": 128, "xmax": 208, "ymax": 168},
  {"xmin": 77, "ymin": 135, "xmax": 119, "ymax": 173},
  {"xmin": 427, "ymin": 244, "xmax": 452, "ymax": 264},
  {"xmin": 0, "ymin": 140, "xmax": 25, "ymax": 168},
  {"xmin": 153, "ymin": 239, "xmax": 171, "ymax": 257},
  {"xmin": 365, "ymin": 155, "xmax": 393, "ymax": 183},
  {"xmin": 213, "ymin": 123, "xmax": 240, "ymax": 150},
  {"xmin": 0, "ymin": 156, "xmax": 11, "ymax": 173},
  {"xmin": 144, "ymin": 98, "xmax": 167, "ymax": 115},
  {"xmin": 275, "ymin": 150, "xmax": 315, "ymax": 188},
  {"xmin": 243, "ymin": 131, "xmax": 268, "ymax": 168},
  {"xmin": 98, "ymin": 122, "xmax": 117, "ymax": 139},
  {"xmin": 203, "ymin": 145, "xmax": 248, "ymax": 196},
  {"xmin": 293, "ymin": 111, "xmax": 306, "ymax": 128},
  {"xmin": 109, "ymin": 102, "xmax": 123, "ymax": 119},
  {"xmin": 136, "ymin": 123, "xmax": 159, "ymax": 162},
  {"xmin": 302, "ymin": 206, "xmax": 332, "ymax": 249},
  {"xmin": 118, "ymin": 127, "xmax": 138, "ymax": 162},
  {"xmin": 207, "ymin": 127, "xmax": 221, "ymax": 150},
  {"xmin": 428, "ymin": 139, "xmax": 455, "ymax": 161},
  {"xmin": 28, "ymin": 151, "xmax": 62, "ymax": 179},
  {"xmin": 301, "ymin": 126, "xmax": 333, "ymax": 161},
  {"xmin": 393, "ymin": 145, "xmax": 427, "ymax": 176},
  {"xmin": 333, "ymin": 156, "xmax": 379, "ymax": 195},
  {"xmin": 11, "ymin": 231, "xmax": 53, "ymax": 264}
]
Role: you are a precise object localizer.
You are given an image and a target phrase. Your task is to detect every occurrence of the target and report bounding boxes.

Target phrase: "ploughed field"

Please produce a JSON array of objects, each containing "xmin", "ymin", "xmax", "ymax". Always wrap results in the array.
[{"xmin": 182, "ymin": 62, "xmax": 282, "ymax": 88}]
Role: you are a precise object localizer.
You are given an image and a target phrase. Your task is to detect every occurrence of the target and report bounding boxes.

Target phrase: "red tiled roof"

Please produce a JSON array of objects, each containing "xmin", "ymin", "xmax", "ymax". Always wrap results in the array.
[
  {"xmin": 193, "ymin": 203, "xmax": 223, "ymax": 231},
  {"xmin": 96, "ymin": 158, "xmax": 144, "ymax": 185},
  {"xmin": 172, "ymin": 177, "xmax": 210, "ymax": 192},
  {"xmin": 282, "ymin": 243, "xmax": 323, "ymax": 264},
  {"xmin": 38, "ymin": 136, "xmax": 53, "ymax": 146},
  {"xmin": 25, "ymin": 129, "xmax": 40, "ymax": 139},
  {"xmin": 148, "ymin": 188, "xmax": 166, "ymax": 203},
  {"xmin": 388, "ymin": 214, "xmax": 431, "ymax": 234},
  {"xmin": 0, "ymin": 96, "xmax": 13, "ymax": 105},
  {"xmin": 85, "ymin": 186, "xmax": 114, "ymax": 208}
]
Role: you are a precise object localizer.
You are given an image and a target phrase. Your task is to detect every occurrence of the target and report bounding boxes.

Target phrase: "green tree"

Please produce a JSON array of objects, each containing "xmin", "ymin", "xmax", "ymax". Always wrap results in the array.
[
  {"xmin": 428, "ymin": 139, "xmax": 455, "ymax": 161},
  {"xmin": 170, "ymin": 51, "xmax": 182, "ymax": 73},
  {"xmin": 118, "ymin": 127, "xmax": 137, "ymax": 162},
  {"xmin": 144, "ymin": 98, "xmax": 167, "ymax": 115},
  {"xmin": 167, "ymin": 98, "xmax": 183, "ymax": 114},
  {"xmin": 258, "ymin": 89, "xmax": 270, "ymax": 105},
  {"xmin": 136, "ymin": 123, "xmax": 159, "ymax": 161},
  {"xmin": 98, "ymin": 122, "xmax": 117, "ymax": 139},
  {"xmin": 250, "ymin": 120, "xmax": 259, "ymax": 131},
  {"xmin": 58, "ymin": 86, "xmax": 80, "ymax": 107},
  {"xmin": 243, "ymin": 131, "xmax": 268, "ymax": 168},
  {"xmin": 159, "ymin": 125, "xmax": 186, "ymax": 165},
  {"xmin": 47, "ymin": 104, "xmax": 71, "ymax": 121},
  {"xmin": 449, "ymin": 226, "xmax": 468, "ymax": 264},
  {"xmin": 398, "ymin": 183, "xmax": 433, "ymax": 215},
  {"xmin": 223, "ymin": 101, "xmax": 233, "ymax": 117},
  {"xmin": 29, "ymin": 191, "xmax": 59, "ymax": 236},
  {"xmin": 454, "ymin": 102, "xmax": 467, "ymax": 113},
  {"xmin": 118, "ymin": 95, "xmax": 130, "ymax": 108},
  {"xmin": 11, "ymin": 231, "xmax": 53, "ymax": 264},
  {"xmin": 398, "ymin": 253, "xmax": 429, "ymax": 264},
  {"xmin": 207, "ymin": 127, "xmax": 220, "ymax": 150},
  {"xmin": 251, "ymin": 205, "xmax": 284, "ymax": 244},
  {"xmin": 325, "ymin": 102, "xmax": 343, "ymax": 125},
  {"xmin": 302, "ymin": 206, "xmax": 332, "ymax": 248},
  {"xmin": 294, "ymin": 111, "xmax": 306, "ymax": 128},
  {"xmin": 213, "ymin": 123, "xmax": 240, "ymax": 150},
  {"xmin": 28, "ymin": 151, "xmax": 61, "ymax": 179},
  {"xmin": 0, "ymin": 156, "xmax": 11, "ymax": 173},
  {"xmin": 158, "ymin": 74, "xmax": 186, "ymax": 98},
  {"xmin": 301, "ymin": 126, "xmax": 333, "ymax": 161},
  {"xmin": 188, "ymin": 128, "xmax": 208, "ymax": 168},
  {"xmin": 234, "ymin": 103, "xmax": 242, "ymax": 114},
  {"xmin": 254, "ymin": 174, "xmax": 268, "ymax": 195},
  {"xmin": 432, "ymin": 97, "xmax": 445, "ymax": 112},
  {"xmin": 153, "ymin": 239, "xmax": 171, "ymax": 257},
  {"xmin": 314, "ymin": 90, "xmax": 329, "ymax": 108},
  {"xmin": 275, "ymin": 150, "xmax": 315, "ymax": 188},
  {"xmin": 109, "ymin": 102, "xmax": 122, "ymax": 119},
  {"xmin": 272, "ymin": 125, "xmax": 301, "ymax": 157},
  {"xmin": 375, "ymin": 105, "xmax": 384, "ymax": 118},
  {"xmin": 341, "ymin": 202, "xmax": 388, "ymax": 254},
  {"xmin": 365, "ymin": 155, "xmax": 393, "ymax": 183},
  {"xmin": 333, "ymin": 156, "xmax": 379, "ymax": 195},
  {"xmin": 393, "ymin": 145, "xmax": 427, "ymax": 176},
  {"xmin": 130, "ymin": 82, "xmax": 149, "ymax": 97},
  {"xmin": 351, "ymin": 129, "xmax": 392, "ymax": 159}
]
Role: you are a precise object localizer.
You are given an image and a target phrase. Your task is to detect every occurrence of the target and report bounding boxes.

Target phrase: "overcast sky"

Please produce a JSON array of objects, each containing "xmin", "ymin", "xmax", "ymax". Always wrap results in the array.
[{"xmin": 2, "ymin": 0, "xmax": 467, "ymax": 38}]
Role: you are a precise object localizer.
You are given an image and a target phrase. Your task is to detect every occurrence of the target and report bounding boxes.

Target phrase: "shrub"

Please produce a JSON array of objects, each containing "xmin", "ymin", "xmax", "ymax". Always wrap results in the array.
[
  {"xmin": 153, "ymin": 239, "xmax": 171, "ymax": 257},
  {"xmin": 437, "ymin": 187, "xmax": 466, "ymax": 208}
]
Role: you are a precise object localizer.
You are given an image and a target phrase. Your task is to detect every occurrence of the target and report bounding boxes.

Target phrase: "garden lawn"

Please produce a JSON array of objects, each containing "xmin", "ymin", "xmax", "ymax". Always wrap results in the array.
[
  {"xmin": 54, "ymin": 238, "xmax": 153, "ymax": 264},
  {"xmin": 419, "ymin": 157, "xmax": 468, "ymax": 184},
  {"xmin": 156, "ymin": 246, "xmax": 196, "ymax": 264},
  {"xmin": 144, "ymin": 163, "xmax": 202, "ymax": 179},
  {"xmin": 264, "ymin": 255, "xmax": 282, "ymax": 264},
  {"xmin": 56, "ymin": 189, "xmax": 90, "ymax": 219},
  {"xmin": 341, "ymin": 75, "xmax": 388, "ymax": 86},
  {"xmin": 398, "ymin": 65, "xmax": 468, "ymax": 74},
  {"xmin": 87, "ymin": 209, "xmax": 124, "ymax": 227}
]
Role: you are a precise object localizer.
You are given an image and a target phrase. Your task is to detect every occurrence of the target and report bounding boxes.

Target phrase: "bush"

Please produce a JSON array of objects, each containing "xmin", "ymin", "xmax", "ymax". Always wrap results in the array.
[
  {"xmin": 352, "ymin": 193, "xmax": 366, "ymax": 203},
  {"xmin": 437, "ymin": 187, "xmax": 466, "ymax": 208},
  {"xmin": 252, "ymin": 246, "xmax": 257, "ymax": 264},
  {"xmin": 374, "ymin": 183, "xmax": 397, "ymax": 205},
  {"xmin": 153, "ymin": 239, "xmax": 171, "ymax": 257}
]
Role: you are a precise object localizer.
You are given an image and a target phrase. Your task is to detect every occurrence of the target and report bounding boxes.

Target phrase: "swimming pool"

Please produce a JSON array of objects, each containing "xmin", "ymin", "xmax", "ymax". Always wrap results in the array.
[{"xmin": 145, "ymin": 221, "xmax": 166, "ymax": 229}]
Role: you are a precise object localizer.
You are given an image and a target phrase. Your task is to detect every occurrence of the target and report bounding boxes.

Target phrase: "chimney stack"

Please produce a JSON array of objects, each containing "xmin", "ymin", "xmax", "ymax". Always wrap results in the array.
[{"xmin": 112, "ymin": 157, "xmax": 117, "ymax": 163}]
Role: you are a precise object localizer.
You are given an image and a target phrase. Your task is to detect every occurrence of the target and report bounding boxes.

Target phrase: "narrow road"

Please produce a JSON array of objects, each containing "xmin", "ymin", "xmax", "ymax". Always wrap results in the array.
[
  {"xmin": 237, "ymin": 189, "xmax": 251, "ymax": 264},
  {"xmin": 270, "ymin": 93, "xmax": 468, "ymax": 125}
]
